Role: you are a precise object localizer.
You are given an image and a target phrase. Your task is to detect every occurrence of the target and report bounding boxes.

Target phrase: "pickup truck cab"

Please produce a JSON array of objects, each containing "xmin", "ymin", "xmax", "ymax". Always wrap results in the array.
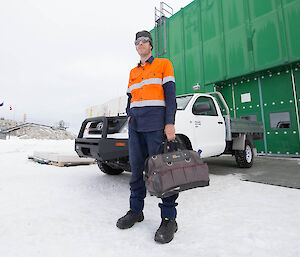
[{"xmin": 75, "ymin": 92, "xmax": 264, "ymax": 175}]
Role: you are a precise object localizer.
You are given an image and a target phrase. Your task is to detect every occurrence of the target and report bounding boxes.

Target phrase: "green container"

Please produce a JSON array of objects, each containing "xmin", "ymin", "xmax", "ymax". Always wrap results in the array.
[{"xmin": 151, "ymin": 0, "xmax": 300, "ymax": 94}]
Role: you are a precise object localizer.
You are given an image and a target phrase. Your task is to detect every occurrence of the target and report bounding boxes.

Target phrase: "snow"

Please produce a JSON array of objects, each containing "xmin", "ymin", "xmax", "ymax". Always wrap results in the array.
[{"xmin": 0, "ymin": 139, "xmax": 300, "ymax": 257}]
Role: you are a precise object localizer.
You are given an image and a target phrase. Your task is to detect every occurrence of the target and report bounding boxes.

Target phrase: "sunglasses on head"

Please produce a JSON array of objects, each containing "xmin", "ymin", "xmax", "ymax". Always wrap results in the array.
[{"xmin": 134, "ymin": 37, "xmax": 150, "ymax": 45}]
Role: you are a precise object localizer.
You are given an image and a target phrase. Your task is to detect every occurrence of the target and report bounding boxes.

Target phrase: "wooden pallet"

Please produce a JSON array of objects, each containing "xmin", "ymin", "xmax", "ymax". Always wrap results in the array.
[
  {"xmin": 49, "ymin": 161, "xmax": 95, "ymax": 167},
  {"xmin": 28, "ymin": 152, "xmax": 96, "ymax": 167}
]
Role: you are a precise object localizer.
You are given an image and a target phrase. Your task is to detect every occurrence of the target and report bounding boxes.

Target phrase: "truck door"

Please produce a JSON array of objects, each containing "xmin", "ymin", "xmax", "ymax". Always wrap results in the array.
[{"xmin": 191, "ymin": 96, "xmax": 226, "ymax": 157}]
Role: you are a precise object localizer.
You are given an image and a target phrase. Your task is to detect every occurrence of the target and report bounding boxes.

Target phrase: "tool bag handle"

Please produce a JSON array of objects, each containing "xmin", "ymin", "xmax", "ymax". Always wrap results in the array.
[{"xmin": 162, "ymin": 138, "xmax": 179, "ymax": 153}]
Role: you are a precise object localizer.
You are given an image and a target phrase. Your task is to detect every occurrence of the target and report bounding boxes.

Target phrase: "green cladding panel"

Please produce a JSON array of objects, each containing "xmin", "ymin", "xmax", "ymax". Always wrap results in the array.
[
  {"xmin": 282, "ymin": 0, "xmax": 300, "ymax": 61},
  {"xmin": 183, "ymin": 2, "xmax": 203, "ymax": 93},
  {"xmin": 201, "ymin": 0, "xmax": 225, "ymax": 84},
  {"xmin": 232, "ymin": 79, "xmax": 265, "ymax": 152},
  {"xmin": 260, "ymin": 72, "xmax": 300, "ymax": 154},
  {"xmin": 248, "ymin": 0, "xmax": 287, "ymax": 69},
  {"xmin": 218, "ymin": 71, "xmax": 300, "ymax": 155},
  {"xmin": 168, "ymin": 13, "xmax": 186, "ymax": 95},
  {"xmin": 223, "ymin": 0, "xmax": 252, "ymax": 78},
  {"xmin": 151, "ymin": 0, "xmax": 300, "ymax": 94}
]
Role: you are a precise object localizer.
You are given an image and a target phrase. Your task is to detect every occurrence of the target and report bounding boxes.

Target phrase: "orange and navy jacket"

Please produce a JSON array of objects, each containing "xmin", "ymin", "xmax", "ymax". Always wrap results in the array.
[{"xmin": 126, "ymin": 56, "xmax": 176, "ymax": 132}]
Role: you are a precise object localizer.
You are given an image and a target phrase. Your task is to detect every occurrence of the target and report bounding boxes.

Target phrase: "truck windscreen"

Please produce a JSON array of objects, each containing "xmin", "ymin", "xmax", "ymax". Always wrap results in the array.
[{"xmin": 176, "ymin": 95, "xmax": 193, "ymax": 110}]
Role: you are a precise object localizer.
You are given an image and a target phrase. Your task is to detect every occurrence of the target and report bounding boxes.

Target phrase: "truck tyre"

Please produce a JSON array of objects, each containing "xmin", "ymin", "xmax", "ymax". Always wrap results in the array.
[
  {"xmin": 235, "ymin": 139, "xmax": 253, "ymax": 168},
  {"xmin": 97, "ymin": 161, "xmax": 124, "ymax": 175}
]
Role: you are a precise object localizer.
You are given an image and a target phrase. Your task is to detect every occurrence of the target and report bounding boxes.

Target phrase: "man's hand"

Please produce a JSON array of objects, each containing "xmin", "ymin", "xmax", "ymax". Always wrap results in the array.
[
  {"xmin": 164, "ymin": 124, "xmax": 175, "ymax": 141},
  {"xmin": 128, "ymin": 116, "xmax": 131, "ymax": 121}
]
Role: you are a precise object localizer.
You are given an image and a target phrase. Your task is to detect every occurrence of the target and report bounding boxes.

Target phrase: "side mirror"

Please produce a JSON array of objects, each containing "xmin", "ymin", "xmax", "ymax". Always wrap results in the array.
[{"xmin": 193, "ymin": 103, "xmax": 211, "ymax": 115}]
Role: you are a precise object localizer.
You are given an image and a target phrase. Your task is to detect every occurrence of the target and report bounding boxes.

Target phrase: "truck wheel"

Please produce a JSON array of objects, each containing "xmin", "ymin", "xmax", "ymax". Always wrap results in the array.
[
  {"xmin": 235, "ymin": 140, "xmax": 253, "ymax": 168},
  {"xmin": 97, "ymin": 161, "xmax": 124, "ymax": 175}
]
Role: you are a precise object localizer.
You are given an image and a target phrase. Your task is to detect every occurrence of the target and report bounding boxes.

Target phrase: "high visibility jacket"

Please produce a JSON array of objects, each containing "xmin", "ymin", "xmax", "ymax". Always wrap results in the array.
[
  {"xmin": 126, "ymin": 56, "xmax": 176, "ymax": 132},
  {"xmin": 127, "ymin": 57, "xmax": 175, "ymax": 108}
]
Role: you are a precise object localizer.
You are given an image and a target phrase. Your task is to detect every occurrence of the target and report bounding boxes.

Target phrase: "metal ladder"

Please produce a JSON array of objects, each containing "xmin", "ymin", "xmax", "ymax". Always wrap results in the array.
[{"xmin": 154, "ymin": 2, "xmax": 173, "ymax": 57}]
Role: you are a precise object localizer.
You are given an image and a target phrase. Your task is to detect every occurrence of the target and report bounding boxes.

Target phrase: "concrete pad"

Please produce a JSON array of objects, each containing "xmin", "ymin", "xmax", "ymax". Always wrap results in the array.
[{"xmin": 205, "ymin": 155, "xmax": 300, "ymax": 189}]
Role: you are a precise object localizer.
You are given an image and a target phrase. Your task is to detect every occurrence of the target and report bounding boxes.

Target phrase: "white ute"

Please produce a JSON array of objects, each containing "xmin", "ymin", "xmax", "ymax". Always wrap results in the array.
[{"xmin": 75, "ymin": 92, "xmax": 264, "ymax": 175}]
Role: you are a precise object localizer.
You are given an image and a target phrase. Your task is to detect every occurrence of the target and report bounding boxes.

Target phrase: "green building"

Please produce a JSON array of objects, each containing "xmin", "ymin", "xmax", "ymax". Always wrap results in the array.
[{"xmin": 151, "ymin": 0, "xmax": 300, "ymax": 156}]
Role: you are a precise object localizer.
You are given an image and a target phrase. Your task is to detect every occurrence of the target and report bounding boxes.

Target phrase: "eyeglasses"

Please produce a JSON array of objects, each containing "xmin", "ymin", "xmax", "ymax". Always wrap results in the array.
[{"xmin": 134, "ymin": 37, "xmax": 150, "ymax": 45}]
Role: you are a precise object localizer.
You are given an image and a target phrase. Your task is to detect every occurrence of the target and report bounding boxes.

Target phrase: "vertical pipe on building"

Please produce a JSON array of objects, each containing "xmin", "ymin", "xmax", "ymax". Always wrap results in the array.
[
  {"xmin": 181, "ymin": 10, "xmax": 187, "ymax": 94},
  {"xmin": 160, "ymin": 3, "xmax": 163, "ymax": 56},
  {"xmin": 154, "ymin": 8, "xmax": 158, "ymax": 57},
  {"xmin": 198, "ymin": 0, "xmax": 205, "ymax": 87},
  {"xmin": 258, "ymin": 77, "xmax": 268, "ymax": 154},
  {"xmin": 291, "ymin": 69, "xmax": 300, "ymax": 142},
  {"xmin": 232, "ymin": 84, "xmax": 236, "ymax": 118},
  {"xmin": 163, "ymin": 16, "xmax": 167, "ymax": 54}
]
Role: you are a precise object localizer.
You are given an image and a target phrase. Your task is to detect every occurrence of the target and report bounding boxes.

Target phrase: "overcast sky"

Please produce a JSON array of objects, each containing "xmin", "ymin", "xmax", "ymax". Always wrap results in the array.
[{"xmin": 0, "ymin": 0, "xmax": 193, "ymax": 133}]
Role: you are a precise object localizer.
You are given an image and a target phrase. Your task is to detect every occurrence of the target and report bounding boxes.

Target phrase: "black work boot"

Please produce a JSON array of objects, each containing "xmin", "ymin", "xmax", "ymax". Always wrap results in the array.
[
  {"xmin": 116, "ymin": 210, "xmax": 144, "ymax": 229},
  {"xmin": 154, "ymin": 218, "xmax": 178, "ymax": 244}
]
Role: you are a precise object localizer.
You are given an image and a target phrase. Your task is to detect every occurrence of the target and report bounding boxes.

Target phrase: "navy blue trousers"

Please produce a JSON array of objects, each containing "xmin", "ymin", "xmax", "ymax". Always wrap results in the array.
[{"xmin": 128, "ymin": 127, "xmax": 178, "ymax": 219}]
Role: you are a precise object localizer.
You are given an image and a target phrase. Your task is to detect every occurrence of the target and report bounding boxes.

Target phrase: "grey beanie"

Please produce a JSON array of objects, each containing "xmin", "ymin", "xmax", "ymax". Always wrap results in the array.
[{"xmin": 136, "ymin": 30, "xmax": 153, "ymax": 48}]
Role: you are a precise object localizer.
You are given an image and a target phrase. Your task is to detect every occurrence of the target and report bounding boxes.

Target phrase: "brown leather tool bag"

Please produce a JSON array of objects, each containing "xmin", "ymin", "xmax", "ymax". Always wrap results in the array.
[{"xmin": 144, "ymin": 141, "xmax": 209, "ymax": 198}]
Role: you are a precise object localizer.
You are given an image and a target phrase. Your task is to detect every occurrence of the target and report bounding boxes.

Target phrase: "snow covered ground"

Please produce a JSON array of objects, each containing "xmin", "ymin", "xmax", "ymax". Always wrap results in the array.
[{"xmin": 0, "ymin": 139, "xmax": 299, "ymax": 257}]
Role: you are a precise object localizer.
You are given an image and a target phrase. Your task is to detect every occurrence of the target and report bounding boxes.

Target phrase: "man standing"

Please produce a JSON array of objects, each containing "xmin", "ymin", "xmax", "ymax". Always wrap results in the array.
[{"xmin": 116, "ymin": 30, "xmax": 178, "ymax": 244}]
